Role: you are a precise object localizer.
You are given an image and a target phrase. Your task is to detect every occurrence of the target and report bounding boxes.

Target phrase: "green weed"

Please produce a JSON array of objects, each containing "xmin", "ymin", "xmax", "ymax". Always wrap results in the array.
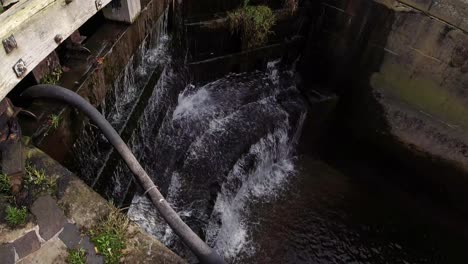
[
  {"xmin": 5, "ymin": 206, "xmax": 27, "ymax": 227},
  {"xmin": 48, "ymin": 114, "xmax": 61, "ymax": 130},
  {"xmin": 40, "ymin": 68, "xmax": 63, "ymax": 85},
  {"xmin": 67, "ymin": 248, "xmax": 87, "ymax": 264},
  {"xmin": 25, "ymin": 164, "xmax": 56, "ymax": 195},
  {"xmin": 228, "ymin": 4, "xmax": 276, "ymax": 49},
  {"xmin": 90, "ymin": 207, "xmax": 129, "ymax": 264}
]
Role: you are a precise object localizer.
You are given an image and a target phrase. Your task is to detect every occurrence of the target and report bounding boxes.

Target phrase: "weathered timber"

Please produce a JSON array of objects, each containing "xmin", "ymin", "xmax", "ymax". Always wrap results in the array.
[
  {"xmin": 103, "ymin": 0, "xmax": 141, "ymax": 23},
  {"xmin": 0, "ymin": 0, "xmax": 113, "ymax": 100}
]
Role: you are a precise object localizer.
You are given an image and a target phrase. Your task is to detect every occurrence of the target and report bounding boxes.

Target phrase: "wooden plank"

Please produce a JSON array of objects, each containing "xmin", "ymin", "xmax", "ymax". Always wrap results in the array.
[
  {"xmin": 0, "ymin": 0, "xmax": 112, "ymax": 100},
  {"xmin": 103, "ymin": 0, "xmax": 141, "ymax": 24},
  {"xmin": 1, "ymin": 0, "xmax": 20, "ymax": 8}
]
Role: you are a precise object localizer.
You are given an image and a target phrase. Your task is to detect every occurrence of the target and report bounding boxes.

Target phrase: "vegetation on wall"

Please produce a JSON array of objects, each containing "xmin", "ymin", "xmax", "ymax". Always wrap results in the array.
[
  {"xmin": 5, "ymin": 206, "xmax": 27, "ymax": 227},
  {"xmin": 228, "ymin": 1, "xmax": 276, "ymax": 49},
  {"xmin": 90, "ymin": 207, "xmax": 129, "ymax": 264},
  {"xmin": 67, "ymin": 248, "xmax": 87, "ymax": 264},
  {"xmin": 48, "ymin": 114, "xmax": 61, "ymax": 130},
  {"xmin": 25, "ymin": 164, "xmax": 57, "ymax": 198},
  {"xmin": 40, "ymin": 68, "xmax": 63, "ymax": 85}
]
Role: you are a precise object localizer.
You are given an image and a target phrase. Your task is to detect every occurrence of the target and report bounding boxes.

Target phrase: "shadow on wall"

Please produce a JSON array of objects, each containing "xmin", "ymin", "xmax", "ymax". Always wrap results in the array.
[{"xmin": 299, "ymin": 0, "xmax": 468, "ymax": 216}]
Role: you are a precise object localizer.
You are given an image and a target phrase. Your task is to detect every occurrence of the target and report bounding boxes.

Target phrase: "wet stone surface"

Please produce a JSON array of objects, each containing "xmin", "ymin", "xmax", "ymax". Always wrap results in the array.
[
  {"xmin": 30, "ymin": 195, "xmax": 67, "ymax": 240},
  {"xmin": 12, "ymin": 231, "xmax": 40, "ymax": 259},
  {"xmin": 80, "ymin": 236, "xmax": 104, "ymax": 264},
  {"xmin": 0, "ymin": 243, "xmax": 15, "ymax": 264},
  {"xmin": 58, "ymin": 223, "xmax": 80, "ymax": 249},
  {"xmin": 1, "ymin": 138, "xmax": 184, "ymax": 263}
]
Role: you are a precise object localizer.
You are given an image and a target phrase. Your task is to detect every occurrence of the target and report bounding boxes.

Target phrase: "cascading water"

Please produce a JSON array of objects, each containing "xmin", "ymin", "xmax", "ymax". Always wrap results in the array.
[
  {"xmin": 69, "ymin": 6, "xmax": 468, "ymax": 262},
  {"xmin": 127, "ymin": 60, "xmax": 308, "ymax": 262},
  {"xmin": 70, "ymin": 9, "xmax": 170, "ymax": 203}
]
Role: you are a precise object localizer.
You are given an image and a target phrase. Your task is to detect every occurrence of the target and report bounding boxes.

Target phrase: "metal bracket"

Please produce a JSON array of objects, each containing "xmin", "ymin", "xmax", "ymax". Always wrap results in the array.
[
  {"xmin": 95, "ymin": 0, "xmax": 102, "ymax": 10},
  {"xmin": 13, "ymin": 59, "xmax": 27, "ymax": 78},
  {"xmin": 2, "ymin": 35, "xmax": 17, "ymax": 54}
]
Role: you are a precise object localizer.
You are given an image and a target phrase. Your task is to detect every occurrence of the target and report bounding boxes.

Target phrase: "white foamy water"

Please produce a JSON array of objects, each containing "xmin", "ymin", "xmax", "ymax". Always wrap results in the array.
[
  {"xmin": 206, "ymin": 126, "xmax": 297, "ymax": 260},
  {"xmin": 127, "ymin": 62, "xmax": 307, "ymax": 262},
  {"xmin": 173, "ymin": 87, "xmax": 211, "ymax": 120}
]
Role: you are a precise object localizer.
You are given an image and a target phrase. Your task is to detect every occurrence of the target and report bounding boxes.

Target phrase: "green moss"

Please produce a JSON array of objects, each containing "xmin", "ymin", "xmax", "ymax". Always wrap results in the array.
[
  {"xmin": 5, "ymin": 206, "xmax": 28, "ymax": 227},
  {"xmin": 228, "ymin": 4, "xmax": 276, "ymax": 49},
  {"xmin": 90, "ymin": 207, "xmax": 129, "ymax": 264},
  {"xmin": 40, "ymin": 68, "xmax": 63, "ymax": 85},
  {"xmin": 371, "ymin": 62, "xmax": 468, "ymax": 130},
  {"xmin": 67, "ymin": 248, "xmax": 87, "ymax": 264}
]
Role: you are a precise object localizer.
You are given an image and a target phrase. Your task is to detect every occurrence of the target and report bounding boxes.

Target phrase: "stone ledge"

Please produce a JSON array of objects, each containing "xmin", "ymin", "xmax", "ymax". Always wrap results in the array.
[
  {"xmin": 30, "ymin": 196, "xmax": 68, "ymax": 241},
  {"xmin": 26, "ymin": 145, "xmax": 185, "ymax": 263},
  {"xmin": 0, "ymin": 143, "xmax": 184, "ymax": 263}
]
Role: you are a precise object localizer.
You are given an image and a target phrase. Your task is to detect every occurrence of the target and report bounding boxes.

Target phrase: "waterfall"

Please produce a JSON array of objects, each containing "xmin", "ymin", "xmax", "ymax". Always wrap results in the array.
[
  {"xmin": 127, "ymin": 60, "xmax": 307, "ymax": 262},
  {"xmin": 70, "ymin": 8, "xmax": 170, "ymax": 203}
]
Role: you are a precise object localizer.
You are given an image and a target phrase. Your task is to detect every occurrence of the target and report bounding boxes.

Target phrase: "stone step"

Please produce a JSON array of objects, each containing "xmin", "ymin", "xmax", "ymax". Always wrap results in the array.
[{"xmin": 0, "ymin": 144, "xmax": 185, "ymax": 264}]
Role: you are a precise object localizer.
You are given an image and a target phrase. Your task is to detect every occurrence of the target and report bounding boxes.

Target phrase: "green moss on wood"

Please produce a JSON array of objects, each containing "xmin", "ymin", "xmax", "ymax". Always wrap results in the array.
[{"xmin": 228, "ymin": 3, "xmax": 276, "ymax": 49}]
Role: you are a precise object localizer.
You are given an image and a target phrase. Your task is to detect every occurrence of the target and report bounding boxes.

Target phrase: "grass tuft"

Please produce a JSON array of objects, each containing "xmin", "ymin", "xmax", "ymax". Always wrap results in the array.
[
  {"xmin": 67, "ymin": 248, "xmax": 87, "ymax": 264},
  {"xmin": 40, "ymin": 68, "xmax": 63, "ymax": 85},
  {"xmin": 5, "ymin": 206, "xmax": 27, "ymax": 227},
  {"xmin": 228, "ymin": 4, "xmax": 276, "ymax": 49},
  {"xmin": 25, "ymin": 164, "xmax": 56, "ymax": 196},
  {"xmin": 90, "ymin": 207, "xmax": 129, "ymax": 264},
  {"xmin": 48, "ymin": 114, "xmax": 61, "ymax": 130}
]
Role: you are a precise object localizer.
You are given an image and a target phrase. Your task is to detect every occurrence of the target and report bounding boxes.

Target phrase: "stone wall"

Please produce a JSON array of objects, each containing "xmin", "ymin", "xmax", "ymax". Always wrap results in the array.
[{"xmin": 300, "ymin": 0, "xmax": 468, "ymax": 213}]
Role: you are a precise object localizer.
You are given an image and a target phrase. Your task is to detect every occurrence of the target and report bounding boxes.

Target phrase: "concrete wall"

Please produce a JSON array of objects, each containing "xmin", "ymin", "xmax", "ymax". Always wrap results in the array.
[{"xmin": 300, "ymin": 0, "xmax": 468, "ymax": 212}]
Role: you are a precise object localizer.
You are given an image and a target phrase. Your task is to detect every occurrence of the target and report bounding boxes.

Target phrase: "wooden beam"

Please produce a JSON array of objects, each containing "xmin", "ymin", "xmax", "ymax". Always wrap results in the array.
[
  {"xmin": 0, "ymin": 0, "xmax": 112, "ymax": 100},
  {"xmin": 103, "ymin": 0, "xmax": 141, "ymax": 24}
]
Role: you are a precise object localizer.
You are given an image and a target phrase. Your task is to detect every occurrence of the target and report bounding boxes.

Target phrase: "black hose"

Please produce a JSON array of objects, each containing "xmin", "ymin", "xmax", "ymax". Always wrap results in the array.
[{"xmin": 22, "ymin": 85, "xmax": 226, "ymax": 264}]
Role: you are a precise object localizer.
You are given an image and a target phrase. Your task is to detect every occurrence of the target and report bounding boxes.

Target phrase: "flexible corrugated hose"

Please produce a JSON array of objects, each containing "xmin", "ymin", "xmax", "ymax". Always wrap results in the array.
[{"xmin": 22, "ymin": 84, "xmax": 226, "ymax": 264}]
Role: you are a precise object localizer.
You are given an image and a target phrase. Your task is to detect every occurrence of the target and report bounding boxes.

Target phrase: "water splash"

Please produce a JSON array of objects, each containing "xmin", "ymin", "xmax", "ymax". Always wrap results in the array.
[{"xmin": 127, "ymin": 63, "xmax": 307, "ymax": 261}]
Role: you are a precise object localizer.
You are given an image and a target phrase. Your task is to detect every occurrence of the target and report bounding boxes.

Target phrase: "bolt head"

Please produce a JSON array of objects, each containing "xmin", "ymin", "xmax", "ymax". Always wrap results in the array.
[
  {"xmin": 54, "ymin": 34, "xmax": 63, "ymax": 44},
  {"xmin": 13, "ymin": 59, "xmax": 27, "ymax": 78},
  {"xmin": 95, "ymin": 0, "xmax": 102, "ymax": 9},
  {"xmin": 2, "ymin": 35, "xmax": 17, "ymax": 54}
]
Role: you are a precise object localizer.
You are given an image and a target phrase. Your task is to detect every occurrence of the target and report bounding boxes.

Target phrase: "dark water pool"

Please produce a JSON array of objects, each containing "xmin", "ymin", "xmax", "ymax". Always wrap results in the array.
[{"xmin": 242, "ymin": 154, "xmax": 468, "ymax": 264}]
